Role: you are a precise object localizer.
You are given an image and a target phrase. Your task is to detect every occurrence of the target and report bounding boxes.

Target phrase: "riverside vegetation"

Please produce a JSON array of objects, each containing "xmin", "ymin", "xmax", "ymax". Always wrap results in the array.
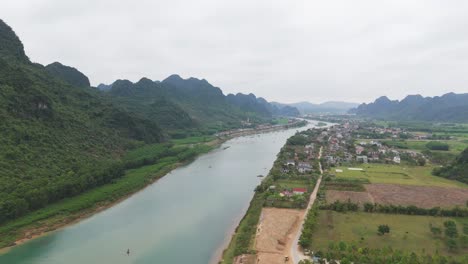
[{"xmin": 221, "ymin": 127, "xmax": 325, "ymax": 263}]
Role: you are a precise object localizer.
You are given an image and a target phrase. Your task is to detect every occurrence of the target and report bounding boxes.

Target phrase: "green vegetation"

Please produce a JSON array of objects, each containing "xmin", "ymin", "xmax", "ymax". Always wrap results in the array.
[
  {"xmin": 299, "ymin": 205, "xmax": 319, "ymax": 248},
  {"xmin": 220, "ymin": 193, "xmax": 263, "ymax": 263},
  {"xmin": 45, "ymin": 62, "xmax": 90, "ymax": 88},
  {"xmin": 310, "ymin": 211, "xmax": 468, "ymax": 258},
  {"xmin": 352, "ymin": 93, "xmax": 468, "ymax": 122},
  {"xmin": 170, "ymin": 135, "xmax": 215, "ymax": 145},
  {"xmin": 272, "ymin": 117, "xmax": 289, "ymax": 125},
  {"xmin": 0, "ymin": 143, "xmax": 214, "ymax": 248},
  {"xmin": 382, "ymin": 139, "xmax": 468, "ymax": 153},
  {"xmin": 0, "ymin": 19, "xmax": 167, "ymax": 223},
  {"xmin": 221, "ymin": 129, "xmax": 322, "ymax": 263},
  {"xmin": 0, "ymin": 18, "xmax": 297, "ymax": 230},
  {"xmin": 334, "ymin": 164, "xmax": 467, "ymax": 188},
  {"xmin": 323, "ymin": 177, "xmax": 368, "ymax": 192},
  {"xmin": 434, "ymin": 147, "xmax": 468, "ymax": 184},
  {"xmin": 377, "ymin": 224, "xmax": 390, "ymax": 235},
  {"xmin": 426, "ymin": 141, "xmax": 450, "ymax": 151}
]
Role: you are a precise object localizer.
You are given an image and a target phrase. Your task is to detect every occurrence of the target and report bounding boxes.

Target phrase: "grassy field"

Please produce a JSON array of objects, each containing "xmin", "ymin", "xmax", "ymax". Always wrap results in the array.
[
  {"xmin": 273, "ymin": 117, "xmax": 289, "ymax": 125},
  {"xmin": 334, "ymin": 164, "xmax": 468, "ymax": 188},
  {"xmin": 382, "ymin": 139, "xmax": 468, "ymax": 154},
  {"xmin": 311, "ymin": 211, "xmax": 468, "ymax": 257},
  {"xmin": 171, "ymin": 135, "xmax": 216, "ymax": 145},
  {"xmin": 275, "ymin": 179, "xmax": 311, "ymax": 189}
]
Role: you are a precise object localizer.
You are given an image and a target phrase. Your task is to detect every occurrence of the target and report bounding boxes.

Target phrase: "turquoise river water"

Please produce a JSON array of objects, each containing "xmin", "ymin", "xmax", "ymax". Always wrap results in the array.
[{"xmin": 0, "ymin": 122, "xmax": 318, "ymax": 264}]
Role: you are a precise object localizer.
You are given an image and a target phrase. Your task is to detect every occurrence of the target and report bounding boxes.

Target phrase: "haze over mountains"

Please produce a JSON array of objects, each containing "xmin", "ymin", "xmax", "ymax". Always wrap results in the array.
[
  {"xmin": 351, "ymin": 93, "xmax": 468, "ymax": 122},
  {"xmin": 286, "ymin": 101, "xmax": 359, "ymax": 114}
]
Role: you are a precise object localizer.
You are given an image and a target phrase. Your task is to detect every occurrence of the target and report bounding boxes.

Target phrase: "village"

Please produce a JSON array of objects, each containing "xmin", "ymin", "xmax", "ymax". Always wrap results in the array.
[{"xmin": 228, "ymin": 119, "xmax": 468, "ymax": 264}]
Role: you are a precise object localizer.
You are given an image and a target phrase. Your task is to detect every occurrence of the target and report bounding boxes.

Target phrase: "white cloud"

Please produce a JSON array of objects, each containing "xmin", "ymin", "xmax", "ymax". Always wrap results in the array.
[{"xmin": 2, "ymin": 0, "xmax": 468, "ymax": 103}]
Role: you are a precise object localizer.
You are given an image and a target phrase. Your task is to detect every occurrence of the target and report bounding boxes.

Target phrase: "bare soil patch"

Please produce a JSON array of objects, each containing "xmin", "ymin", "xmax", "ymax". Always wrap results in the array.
[
  {"xmin": 233, "ymin": 254, "xmax": 256, "ymax": 264},
  {"xmin": 255, "ymin": 207, "xmax": 303, "ymax": 261},
  {"xmin": 365, "ymin": 184, "xmax": 468, "ymax": 208},
  {"xmin": 256, "ymin": 252, "xmax": 288, "ymax": 264},
  {"xmin": 326, "ymin": 190, "xmax": 373, "ymax": 204}
]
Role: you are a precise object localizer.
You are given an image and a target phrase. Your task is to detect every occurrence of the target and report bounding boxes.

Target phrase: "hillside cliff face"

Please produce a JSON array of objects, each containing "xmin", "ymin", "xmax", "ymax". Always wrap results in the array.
[
  {"xmin": 350, "ymin": 93, "xmax": 468, "ymax": 122},
  {"xmin": 0, "ymin": 19, "xmax": 29, "ymax": 63},
  {"xmin": 0, "ymin": 19, "xmax": 164, "ymax": 222}
]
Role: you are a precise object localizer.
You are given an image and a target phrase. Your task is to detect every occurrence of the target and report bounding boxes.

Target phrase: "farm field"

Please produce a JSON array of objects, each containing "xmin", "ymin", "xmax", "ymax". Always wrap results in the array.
[
  {"xmin": 381, "ymin": 139, "xmax": 468, "ymax": 154},
  {"xmin": 333, "ymin": 164, "xmax": 468, "ymax": 188},
  {"xmin": 310, "ymin": 211, "xmax": 468, "ymax": 257},
  {"xmin": 326, "ymin": 190, "xmax": 373, "ymax": 205},
  {"xmin": 275, "ymin": 179, "xmax": 312, "ymax": 190},
  {"xmin": 365, "ymin": 183, "xmax": 468, "ymax": 208},
  {"xmin": 327, "ymin": 184, "xmax": 468, "ymax": 208}
]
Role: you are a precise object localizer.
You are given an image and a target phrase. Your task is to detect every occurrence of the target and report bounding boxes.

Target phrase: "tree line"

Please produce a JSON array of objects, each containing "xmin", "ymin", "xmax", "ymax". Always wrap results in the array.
[{"xmin": 320, "ymin": 200, "xmax": 468, "ymax": 217}]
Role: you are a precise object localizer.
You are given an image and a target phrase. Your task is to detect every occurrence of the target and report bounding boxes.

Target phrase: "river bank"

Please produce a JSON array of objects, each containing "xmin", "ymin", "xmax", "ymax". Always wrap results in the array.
[
  {"xmin": 0, "ymin": 121, "xmax": 306, "ymax": 253},
  {"xmin": 0, "ymin": 122, "xmax": 315, "ymax": 264},
  {"xmin": 219, "ymin": 124, "xmax": 329, "ymax": 264}
]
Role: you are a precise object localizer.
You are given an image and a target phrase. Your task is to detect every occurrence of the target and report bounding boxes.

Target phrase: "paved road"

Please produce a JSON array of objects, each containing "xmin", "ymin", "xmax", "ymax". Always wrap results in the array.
[{"xmin": 290, "ymin": 147, "xmax": 323, "ymax": 264}]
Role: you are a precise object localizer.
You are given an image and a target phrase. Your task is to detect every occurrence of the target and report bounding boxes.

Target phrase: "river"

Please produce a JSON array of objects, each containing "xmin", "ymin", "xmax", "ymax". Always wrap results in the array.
[{"xmin": 0, "ymin": 122, "xmax": 319, "ymax": 264}]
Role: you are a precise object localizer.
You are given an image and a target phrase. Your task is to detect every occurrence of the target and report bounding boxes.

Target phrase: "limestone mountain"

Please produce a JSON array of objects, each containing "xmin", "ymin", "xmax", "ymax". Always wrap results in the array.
[
  {"xmin": 0, "ymin": 19, "xmax": 164, "ymax": 222},
  {"xmin": 45, "ymin": 62, "xmax": 91, "ymax": 88},
  {"xmin": 350, "ymin": 93, "xmax": 468, "ymax": 122},
  {"xmin": 102, "ymin": 74, "xmax": 300, "ymax": 134}
]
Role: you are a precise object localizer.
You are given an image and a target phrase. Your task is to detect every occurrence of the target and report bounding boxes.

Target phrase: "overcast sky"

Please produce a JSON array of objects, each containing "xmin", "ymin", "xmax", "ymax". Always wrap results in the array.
[{"xmin": 2, "ymin": 1, "xmax": 468, "ymax": 103}]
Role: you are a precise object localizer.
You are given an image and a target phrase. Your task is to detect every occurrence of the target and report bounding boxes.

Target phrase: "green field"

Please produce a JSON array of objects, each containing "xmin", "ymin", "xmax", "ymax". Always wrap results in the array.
[
  {"xmin": 275, "ymin": 179, "xmax": 311, "ymax": 189},
  {"xmin": 311, "ymin": 211, "xmax": 468, "ymax": 257},
  {"xmin": 171, "ymin": 135, "xmax": 216, "ymax": 145},
  {"xmin": 382, "ymin": 139, "xmax": 468, "ymax": 154},
  {"xmin": 334, "ymin": 164, "xmax": 468, "ymax": 188}
]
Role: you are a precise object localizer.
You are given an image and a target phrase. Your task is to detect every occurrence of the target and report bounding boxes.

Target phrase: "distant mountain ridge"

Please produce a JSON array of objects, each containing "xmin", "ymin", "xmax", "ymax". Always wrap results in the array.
[
  {"xmin": 98, "ymin": 74, "xmax": 300, "ymax": 132},
  {"xmin": 350, "ymin": 93, "xmax": 468, "ymax": 122},
  {"xmin": 274, "ymin": 101, "xmax": 359, "ymax": 114}
]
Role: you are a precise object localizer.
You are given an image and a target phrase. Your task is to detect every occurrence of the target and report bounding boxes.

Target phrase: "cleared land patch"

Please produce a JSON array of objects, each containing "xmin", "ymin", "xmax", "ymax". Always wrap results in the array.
[
  {"xmin": 366, "ymin": 184, "xmax": 468, "ymax": 208},
  {"xmin": 256, "ymin": 208, "xmax": 301, "ymax": 253},
  {"xmin": 334, "ymin": 164, "xmax": 468, "ymax": 188},
  {"xmin": 326, "ymin": 190, "xmax": 373, "ymax": 205},
  {"xmin": 255, "ymin": 208, "xmax": 303, "ymax": 264},
  {"xmin": 310, "ymin": 211, "xmax": 468, "ymax": 257},
  {"xmin": 326, "ymin": 183, "xmax": 468, "ymax": 208}
]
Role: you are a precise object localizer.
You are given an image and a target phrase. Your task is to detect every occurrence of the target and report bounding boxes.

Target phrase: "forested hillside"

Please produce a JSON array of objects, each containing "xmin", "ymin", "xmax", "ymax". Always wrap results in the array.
[
  {"xmin": 0, "ymin": 19, "xmax": 164, "ymax": 222},
  {"xmin": 101, "ymin": 74, "xmax": 299, "ymax": 136},
  {"xmin": 350, "ymin": 93, "xmax": 468, "ymax": 122},
  {"xmin": 0, "ymin": 19, "xmax": 300, "ymax": 224},
  {"xmin": 45, "ymin": 62, "xmax": 91, "ymax": 88},
  {"xmin": 433, "ymin": 147, "xmax": 468, "ymax": 184}
]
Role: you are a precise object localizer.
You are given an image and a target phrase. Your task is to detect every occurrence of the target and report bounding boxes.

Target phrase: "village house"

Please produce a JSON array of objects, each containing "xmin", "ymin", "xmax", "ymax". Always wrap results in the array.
[
  {"xmin": 356, "ymin": 155, "xmax": 368, "ymax": 163},
  {"xmin": 355, "ymin": 146, "xmax": 365, "ymax": 155},
  {"xmin": 393, "ymin": 156, "xmax": 401, "ymax": 164},
  {"xmin": 297, "ymin": 162, "xmax": 313, "ymax": 173},
  {"xmin": 292, "ymin": 188, "xmax": 307, "ymax": 195},
  {"xmin": 284, "ymin": 160, "xmax": 295, "ymax": 166}
]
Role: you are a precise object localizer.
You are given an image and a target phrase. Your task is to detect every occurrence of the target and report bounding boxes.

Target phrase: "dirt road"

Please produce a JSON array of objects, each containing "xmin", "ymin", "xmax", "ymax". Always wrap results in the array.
[{"xmin": 290, "ymin": 146, "xmax": 323, "ymax": 264}]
